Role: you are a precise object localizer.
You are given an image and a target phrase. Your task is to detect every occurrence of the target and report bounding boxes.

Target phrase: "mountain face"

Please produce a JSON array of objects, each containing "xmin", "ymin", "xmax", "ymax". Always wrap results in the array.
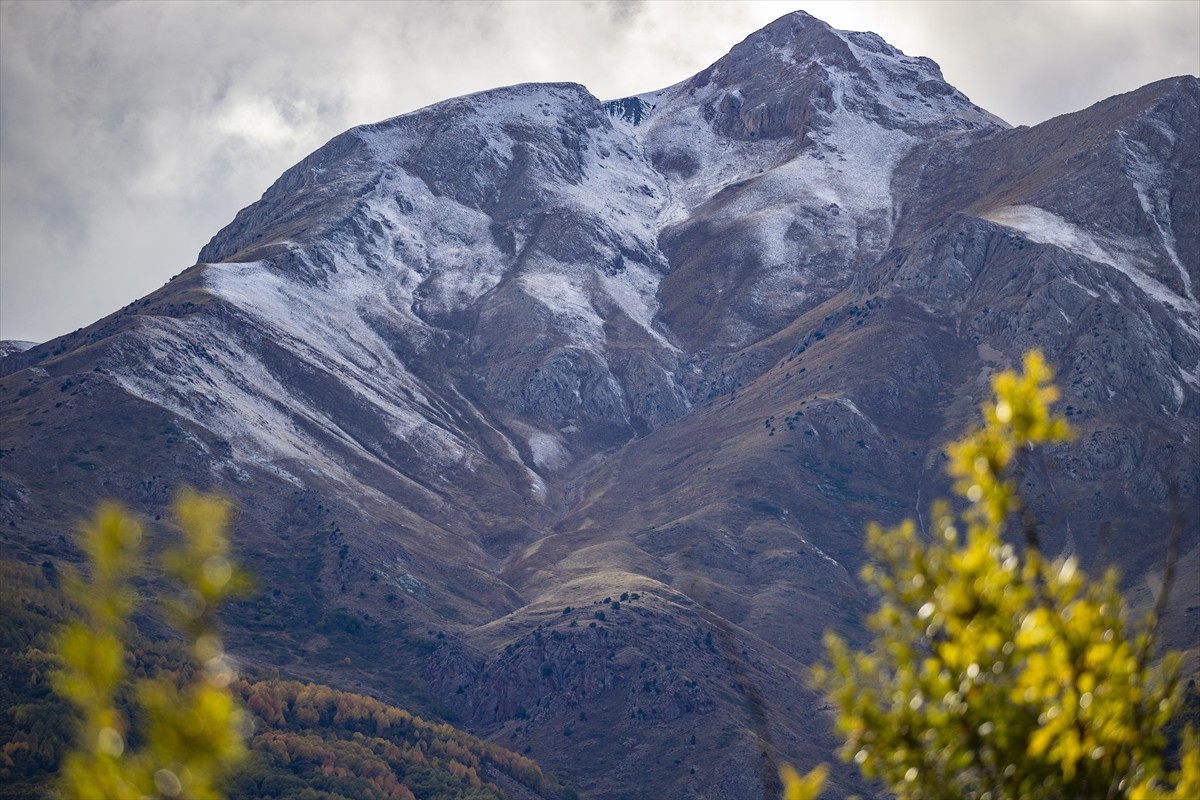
[{"xmin": 3, "ymin": 11, "xmax": 1197, "ymax": 798}]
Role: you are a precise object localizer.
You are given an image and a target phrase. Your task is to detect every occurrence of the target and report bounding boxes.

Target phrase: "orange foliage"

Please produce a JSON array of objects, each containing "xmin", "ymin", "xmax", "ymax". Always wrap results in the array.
[{"xmin": 227, "ymin": 676, "xmax": 560, "ymax": 798}]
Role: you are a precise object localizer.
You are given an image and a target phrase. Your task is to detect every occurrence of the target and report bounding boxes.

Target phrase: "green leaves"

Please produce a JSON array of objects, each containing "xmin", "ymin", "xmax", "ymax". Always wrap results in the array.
[
  {"xmin": 54, "ymin": 492, "xmax": 248, "ymax": 799},
  {"xmin": 812, "ymin": 350, "xmax": 1197, "ymax": 799}
]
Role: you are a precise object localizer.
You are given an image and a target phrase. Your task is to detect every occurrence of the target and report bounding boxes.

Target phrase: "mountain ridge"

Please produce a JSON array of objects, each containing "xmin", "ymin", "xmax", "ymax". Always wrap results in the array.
[{"xmin": 2, "ymin": 12, "xmax": 1197, "ymax": 799}]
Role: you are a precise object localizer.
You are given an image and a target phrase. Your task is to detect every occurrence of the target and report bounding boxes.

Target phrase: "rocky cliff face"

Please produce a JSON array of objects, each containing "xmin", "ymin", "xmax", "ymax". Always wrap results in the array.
[{"xmin": 2, "ymin": 11, "xmax": 1197, "ymax": 799}]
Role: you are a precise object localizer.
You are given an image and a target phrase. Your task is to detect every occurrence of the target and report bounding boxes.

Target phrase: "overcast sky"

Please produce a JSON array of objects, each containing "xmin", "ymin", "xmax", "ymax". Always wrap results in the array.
[{"xmin": 2, "ymin": 0, "xmax": 1197, "ymax": 344}]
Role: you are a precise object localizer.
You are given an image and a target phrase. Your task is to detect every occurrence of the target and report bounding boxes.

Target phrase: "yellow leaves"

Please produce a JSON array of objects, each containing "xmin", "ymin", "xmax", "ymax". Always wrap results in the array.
[
  {"xmin": 1017, "ymin": 608, "xmax": 1054, "ymax": 648},
  {"xmin": 1170, "ymin": 728, "xmax": 1200, "ymax": 800},
  {"xmin": 81, "ymin": 502, "xmax": 143, "ymax": 573},
  {"xmin": 983, "ymin": 351, "xmax": 1066, "ymax": 443},
  {"xmin": 54, "ymin": 490, "xmax": 248, "ymax": 800},
  {"xmin": 947, "ymin": 350, "xmax": 1073, "ymax": 530},
  {"xmin": 811, "ymin": 349, "xmax": 1190, "ymax": 800},
  {"xmin": 54, "ymin": 626, "xmax": 125, "ymax": 705},
  {"xmin": 161, "ymin": 491, "xmax": 252, "ymax": 643},
  {"xmin": 779, "ymin": 763, "xmax": 827, "ymax": 800}
]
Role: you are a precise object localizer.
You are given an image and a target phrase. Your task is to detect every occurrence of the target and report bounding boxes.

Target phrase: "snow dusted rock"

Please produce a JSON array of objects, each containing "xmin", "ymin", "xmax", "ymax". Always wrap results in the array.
[
  {"xmin": 195, "ymin": 81, "xmax": 685, "ymax": 465},
  {"xmin": 0, "ymin": 340, "xmax": 36, "ymax": 359},
  {"xmin": 2, "ymin": 12, "xmax": 1197, "ymax": 800},
  {"xmin": 629, "ymin": 12, "xmax": 1006, "ymax": 352}
]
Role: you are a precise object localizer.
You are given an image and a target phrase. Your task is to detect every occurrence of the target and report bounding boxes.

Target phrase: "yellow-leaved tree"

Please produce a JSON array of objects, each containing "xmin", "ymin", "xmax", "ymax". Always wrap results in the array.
[
  {"xmin": 784, "ymin": 350, "xmax": 1198, "ymax": 799},
  {"xmin": 54, "ymin": 490, "xmax": 250, "ymax": 799}
]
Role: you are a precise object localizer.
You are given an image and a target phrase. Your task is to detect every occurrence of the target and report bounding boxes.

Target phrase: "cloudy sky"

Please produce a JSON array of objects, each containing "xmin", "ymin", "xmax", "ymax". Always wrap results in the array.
[{"xmin": 2, "ymin": 0, "xmax": 1197, "ymax": 344}]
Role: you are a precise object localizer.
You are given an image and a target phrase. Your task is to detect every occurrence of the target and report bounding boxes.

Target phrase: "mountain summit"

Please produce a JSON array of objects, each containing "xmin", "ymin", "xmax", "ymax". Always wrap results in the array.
[{"xmin": 3, "ymin": 12, "xmax": 1197, "ymax": 798}]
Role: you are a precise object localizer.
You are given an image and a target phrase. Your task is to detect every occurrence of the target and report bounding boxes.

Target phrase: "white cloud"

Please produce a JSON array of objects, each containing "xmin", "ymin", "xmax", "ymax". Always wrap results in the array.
[{"xmin": 1, "ymin": 0, "xmax": 1196, "ymax": 342}]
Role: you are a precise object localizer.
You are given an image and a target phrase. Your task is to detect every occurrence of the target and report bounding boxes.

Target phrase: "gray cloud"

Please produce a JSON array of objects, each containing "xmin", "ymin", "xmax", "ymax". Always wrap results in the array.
[{"xmin": 2, "ymin": 0, "xmax": 1196, "ymax": 343}]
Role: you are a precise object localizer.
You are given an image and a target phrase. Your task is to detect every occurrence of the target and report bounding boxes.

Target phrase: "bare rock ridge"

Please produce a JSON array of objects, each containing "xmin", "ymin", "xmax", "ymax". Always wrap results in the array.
[{"xmin": 2, "ymin": 11, "xmax": 1197, "ymax": 799}]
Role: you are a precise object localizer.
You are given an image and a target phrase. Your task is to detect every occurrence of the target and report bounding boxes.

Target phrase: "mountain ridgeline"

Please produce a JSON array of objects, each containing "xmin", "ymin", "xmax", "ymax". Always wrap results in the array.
[{"xmin": 2, "ymin": 12, "xmax": 1197, "ymax": 799}]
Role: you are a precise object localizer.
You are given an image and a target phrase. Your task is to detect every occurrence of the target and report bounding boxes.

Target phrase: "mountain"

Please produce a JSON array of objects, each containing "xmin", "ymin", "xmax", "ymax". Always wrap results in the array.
[
  {"xmin": 2, "ymin": 11, "xmax": 1197, "ymax": 798},
  {"xmin": 0, "ymin": 342, "xmax": 34, "ymax": 359}
]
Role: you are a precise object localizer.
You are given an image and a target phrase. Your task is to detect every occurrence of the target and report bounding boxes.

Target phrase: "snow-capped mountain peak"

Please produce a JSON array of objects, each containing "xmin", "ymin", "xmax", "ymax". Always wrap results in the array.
[{"xmin": 3, "ymin": 15, "xmax": 1195, "ymax": 799}]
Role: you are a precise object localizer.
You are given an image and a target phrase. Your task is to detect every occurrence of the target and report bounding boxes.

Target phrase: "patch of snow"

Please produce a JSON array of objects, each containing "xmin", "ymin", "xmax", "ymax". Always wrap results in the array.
[
  {"xmin": 837, "ymin": 398, "xmax": 881, "ymax": 434},
  {"xmin": 768, "ymin": 44, "xmax": 797, "ymax": 66},
  {"xmin": 519, "ymin": 271, "xmax": 606, "ymax": 347},
  {"xmin": 981, "ymin": 204, "xmax": 1200, "ymax": 343},
  {"xmin": 1061, "ymin": 275, "xmax": 1100, "ymax": 300},
  {"xmin": 528, "ymin": 431, "xmax": 569, "ymax": 471},
  {"xmin": 837, "ymin": 397, "xmax": 865, "ymax": 418},
  {"xmin": 448, "ymin": 386, "xmax": 551, "ymax": 501},
  {"xmin": 353, "ymin": 166, "xmax": 509, "ymax": 319},
  {"xmin": 982, "ymin": 206, "xmax": 1117, "ymax": 267},
  {"xmin": 639, "ymin": 95, "xmax": 797, "ymax": 226},
  {"xmin": 1117, "ymin": 123, "xmax": 1192, "ymax": 301},
  {"xmin": 0, "ymin": 340, "xmax": 37, "ymax": 358},
  {"xmin": 391, "ymin": 568, "xmax": 424, "ymax": 595},
  {"xmin": 247, "ymin": 454, "xmax": 303, "ymax": 486},
  {"xmin": 112, "ymin": 314, "xmax": 335, "ymax": 487},
  {"xmin": 836, "ymin": 28, "xmax": 1009, "ymax": 131},
  {"xmin": 599, "ymin": 261, "xmax": 678, "ymax": 351},
  {"xmin": 1171, "ymin": 377, "xmax": 1184, "ymax": 413},
  {"xmin": 630, "ymin": 81, "xmax": 900, "ymax": 341},
  {"xmin": 366, "ymin": 80, "xmax": 678, "ymax": 360},
  {"xmin": 204, "ymin": 259, "xmax": 454, "ymax": 453},
  {"xmin": 526, "ymin": 470, "xmax": 548, "ymax": 501},
  {"xmin": 798, "ymin": 536, "xmax": 844, "ymax": 572}
]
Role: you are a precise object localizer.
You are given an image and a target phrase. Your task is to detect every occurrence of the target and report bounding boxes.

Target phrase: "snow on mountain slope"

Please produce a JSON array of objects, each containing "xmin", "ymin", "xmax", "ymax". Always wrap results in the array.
[
  {"xmin": 131, "ymin": 81, "xmax": 688, "ymax": 494},
  {"xmin": 171, "ymin": 11, "xmax": 1015, "ymax": 472},
  {"xmin": 595, "ymin": 13, "xmax": 1008, "ymax": 350},
  {"xmin": 109, "ymin": 282, "xmax": 477, "ymax": 501},
  {"xmin": 630, "ymin": 11, "xmax": 1004, "ymax": 214},
  {"xmin": 1114, "ymin": 99, "xmax": 1197, "ymax": 301},
  {"xmin": 24, "ymin": 9, "xmax": 1183, "ymax": 516},
  {"xmin": 0, "ymin": 340, "xmax": 36, "ymax": 359},
  {"xmin": 982, "ymin": 204, "xmax": 1200, "ymax": 336},
  {"xmin": 3, "ymin": 13, "xmax": 1197, "ymax": 800}
]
